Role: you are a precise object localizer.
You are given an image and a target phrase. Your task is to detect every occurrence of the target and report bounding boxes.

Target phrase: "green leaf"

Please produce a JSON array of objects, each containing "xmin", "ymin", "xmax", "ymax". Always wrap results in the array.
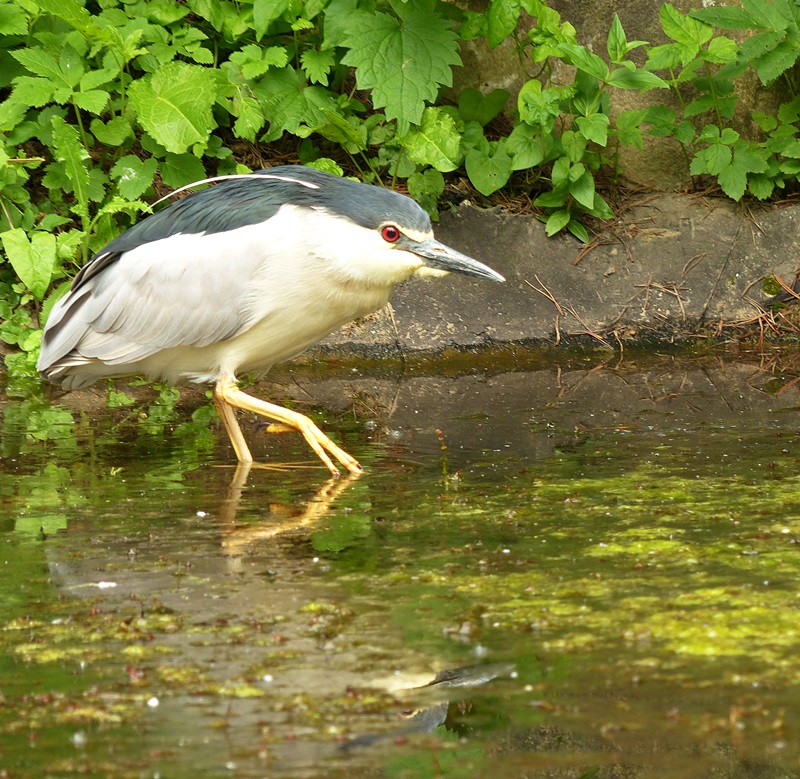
[
  {"xmin": 33, "ymin": 0, "xmax": 113, "ymax": 44},
  {"xmin": 458, "ymin": 87, "xmax": 510, "ymax": 126},
  {"xmin": 407, "ymin": 167, "xmax": 445, "ymax": 219},
  {"xmin": 705, "ymin": 35, "xmax": 739, "ymax": 63},
  {"xmin": 301, "ymin": 49, "xmax": 336, "ymax": 85},
  {"xmin": 229, "ymin": 44, "xmax": 288, "ymax": 79},
  {"xmin": 407, "ymin": 167, "xmax": 445, "ymax": 200},
  {"xmin": 690, "ymin": 143, "xmax": 732, "ymax": 177},
  {"xmin": 232, "ymin": 96, "xmax": 265, "ymax": 141},
  {"xmin": 558, "ymin": 43, "xmax": 610, "ymax": 80},
  {"xmin": 399, "ymin": 107, "xmax": 461, "ymax": 172},
  {"xmin": 487, "ymin": 0, "xmax": 521, "ymax": 48},
  {"xmin": 575, "ymin": 113, "xmax": 609, "ymax": 146},
  {"xmin": 12, "ymin": 46, "xmax": 72, "ymax": 84},
  {"xmin": 253, "ymin": 0, "xmax": 290, "ymax": 37},
  {"xmin": 748, "ymin": 174, "xmax": 775, "ymax": 200},
  {"xmin": 128, "ymin": 61, "xmax": 217, "ymax": 154},
  {"xmin": 607, "ymin": 14, "xmax": 627, "ymax": 63},
  {"xmin": 254, "ymin": 66, "xmax": 338, "ymax": 140},
  {"xmin": 754, "ymin": 39, "xmax": 800, "ymax": 84},
  {"xmin": 690, "ymin": 6, "xmax": 759, "ymax": 30},
  {"xmin": 545, "ymin": 208, "xmax": 571, "ymax": 236},
  {"xmin": 0, "ymin": 228, "xmax": 57, "ymax": 300},
  {"xmin": 660, "ymin": 4, "xmax": 712, "ymax": 48},
  {"xmin": 741, "ymin": 0, "xmax": 790, "ymax": 31},
  {"xmin": 341, "ymin": 6, "xmax": 461, "ymax": 135},
  {"xmin": 110, "ymin": 155, "xmax": 158, "ymax": 200},
  {"xmin": 717, "ymin": 159, "xmax": 747, "ymax": 200},
  {"xmin": 73, "ymin": 90, "xmax": 109, "ymax": 114},
  {"xmin": 50, "ymin": 115, "xmax": 90, "ymax": 224},
  {"xmin": 517, "ymin": 79, "xmax": 561, "ymax": 132},
  {"xmin": 507, "ymin": 122, "xmax": 546, "ymax": 170},
  {"xmin": 645, "ymin": 42, "xmax": 684, "ymax": 71},
  {"xmin": 606, "ymin": 65, "xmax": 668, "ymax": 91},
  {"xmin": 318, "ymin": 110, "xmax": 367, "ymax": 151},
  {"xmin": 567, "ymin": 218, "xmax": 590, "ymax": 242},
  {"xmin": 465, "ymin": 139, "xmax": 513, "ymax": 195},
  {"xmin": 614, "ymin": 109, "xmax": 645, "ymax": 149},
  {"xmin": 90, "ymin": 116, "xmax": 133, "ymax": 146},
  {"xmin": 0, "ymin": 3, "xmax": 28, "ymax": 35},
  {"xmin": 9, "ymin": 77, "xmax": 55, "ymax": 108},
  {"xmin": 569, "ymin": 168, "xmax": 595, "ymax": 209},
  {"xmin": 159, "ymin": 152, "xmax": 206, "ymax": 188}
]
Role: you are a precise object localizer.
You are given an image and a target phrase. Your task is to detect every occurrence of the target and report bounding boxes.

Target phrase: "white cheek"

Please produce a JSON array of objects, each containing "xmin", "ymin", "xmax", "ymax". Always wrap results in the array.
[{"xmin": 301, "ymin": 208, "xmax": 425, "ymax": 286}]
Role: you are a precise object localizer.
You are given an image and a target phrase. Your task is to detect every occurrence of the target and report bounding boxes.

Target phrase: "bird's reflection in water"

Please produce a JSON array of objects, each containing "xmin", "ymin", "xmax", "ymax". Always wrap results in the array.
[
  {"xmin": 341, "ymin": 662, "xmax": 517, "ymax": 752},
  {"xmin": 215, "ymin": 461, "xmax": 362, "ymax": 557},
  {"xmin": 207, "ymin": 464, "xmax": 516, "ymax": 756}
]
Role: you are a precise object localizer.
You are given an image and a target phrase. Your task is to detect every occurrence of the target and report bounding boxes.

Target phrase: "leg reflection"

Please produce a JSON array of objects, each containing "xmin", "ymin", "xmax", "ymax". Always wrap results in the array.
[{"xmin": 217, "ymin": 463, "xmax": 363, "ymax": 556}]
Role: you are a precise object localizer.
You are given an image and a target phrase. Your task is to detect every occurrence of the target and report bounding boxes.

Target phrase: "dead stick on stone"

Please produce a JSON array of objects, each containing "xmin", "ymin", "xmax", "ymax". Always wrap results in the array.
[
  {"xmin": 524, "ymin": 276, "xmax": 564, "ymax": 345},
  {"xmin": 562, "ymin": 304, "xmax": 613, "ymax": 349}
]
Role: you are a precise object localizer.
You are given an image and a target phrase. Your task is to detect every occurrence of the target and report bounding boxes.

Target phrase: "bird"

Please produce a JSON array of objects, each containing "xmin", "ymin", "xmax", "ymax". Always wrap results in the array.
[{"xmin": 38, "ymin": 165, "xmax": 505, "ymax": 475}]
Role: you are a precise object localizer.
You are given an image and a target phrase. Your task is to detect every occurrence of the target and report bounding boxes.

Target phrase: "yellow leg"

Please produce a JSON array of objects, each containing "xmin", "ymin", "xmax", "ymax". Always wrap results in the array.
[
  {"xmin": 213, "ymin": 386, "xmax": 253, "ymax": 463},
  {"xmin": 213, "ymin": 375, "xmax": 363, "ymax": 476}
]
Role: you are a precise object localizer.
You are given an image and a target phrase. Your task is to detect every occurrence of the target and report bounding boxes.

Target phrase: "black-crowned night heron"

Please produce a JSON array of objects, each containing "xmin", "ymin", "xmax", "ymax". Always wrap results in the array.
[{"xmin": 38, "ymin": 166, "xmax": 504, "ymax": 475}]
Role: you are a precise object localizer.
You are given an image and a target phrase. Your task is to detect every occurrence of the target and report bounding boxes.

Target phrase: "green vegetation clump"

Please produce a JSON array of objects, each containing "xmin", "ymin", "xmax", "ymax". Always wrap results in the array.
[{"xmin": 3, "ymin": 0, "xmax": 800, "ymax": 392}]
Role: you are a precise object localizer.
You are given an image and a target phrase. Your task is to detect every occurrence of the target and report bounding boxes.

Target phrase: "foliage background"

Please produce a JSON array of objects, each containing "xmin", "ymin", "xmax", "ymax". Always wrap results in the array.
[{"xmin": 2, "ymin": 0, "xmax": 800, "ymax": 402}]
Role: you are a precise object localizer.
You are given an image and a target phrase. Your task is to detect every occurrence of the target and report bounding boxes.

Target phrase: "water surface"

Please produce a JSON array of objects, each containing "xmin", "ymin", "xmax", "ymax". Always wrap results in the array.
[{"xmin": 2, "ymin": 352, "xmax": 800, "ymax": 778}]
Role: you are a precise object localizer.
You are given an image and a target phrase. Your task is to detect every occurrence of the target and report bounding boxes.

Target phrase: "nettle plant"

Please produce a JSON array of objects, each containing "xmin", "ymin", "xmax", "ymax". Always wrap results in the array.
[
  {"xmin": 646, "ymin": 0, "xmax": 800, "ymax": 201},
  {"xmin": 2, "ymin": 0, "xmax": 800, "ymax": 400}
]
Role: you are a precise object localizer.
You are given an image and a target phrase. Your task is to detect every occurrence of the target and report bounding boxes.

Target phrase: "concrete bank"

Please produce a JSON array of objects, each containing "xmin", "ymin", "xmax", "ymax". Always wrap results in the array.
[{"xmin": 312, "ymin": 194, "xmax": 800, "ymax": 357}]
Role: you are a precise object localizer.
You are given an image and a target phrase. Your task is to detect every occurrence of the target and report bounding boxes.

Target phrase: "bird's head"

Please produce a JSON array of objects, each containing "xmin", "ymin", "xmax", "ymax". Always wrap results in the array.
[{"xmin": 266, "ymin": 168, "xmax": 505, "ymax": 288}]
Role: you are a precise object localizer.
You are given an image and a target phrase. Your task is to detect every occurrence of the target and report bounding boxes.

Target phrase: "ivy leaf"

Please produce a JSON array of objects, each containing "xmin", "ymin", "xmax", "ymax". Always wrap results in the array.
[
  {"xmin": 0, "ymin": 228, "xmax": 58, "ymax": 301},
  {"xmin": 399, "ymin": 107, "xmax": 461, "ymax": 172},
  {"xmin": 465, "ymin": 139, "xmax": 513, "ymax": 195},
  {"xmin": 111, "ymin": 155, "xmax": 159, "ymax": 200},
  {"xmin": 90, "ymin": 116, "xmax": 133, "ymax": 146},
  {"xmin": 341, "ymin": 6, "xmax": 461, "ymax": 135},
  {"xmin": 159, "ymin": 152, "xmax": 206, "ymax": 189},
  {"xmin": 128, "ymin": 61, "xmax": 217, "ymax": 154},
  {"xmin": 507, "ymin": 121, "xmax": 546, "ymax": 170},
  {"xmin": 458, "ymin": 87, "xmax": 510, "ymax": 126}
]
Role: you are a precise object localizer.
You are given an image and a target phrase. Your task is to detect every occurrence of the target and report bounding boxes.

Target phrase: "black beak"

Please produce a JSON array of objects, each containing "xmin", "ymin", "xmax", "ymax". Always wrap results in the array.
[{"xmin": 405, "ymin": 238, "xmax": 505, "ymax": 282}]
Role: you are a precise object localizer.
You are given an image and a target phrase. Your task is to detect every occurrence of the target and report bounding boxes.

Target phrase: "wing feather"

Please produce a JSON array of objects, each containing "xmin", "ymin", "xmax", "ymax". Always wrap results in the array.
[{"xmin": 38, "ymin": 219, "xmax": 286, "ymax": 383}]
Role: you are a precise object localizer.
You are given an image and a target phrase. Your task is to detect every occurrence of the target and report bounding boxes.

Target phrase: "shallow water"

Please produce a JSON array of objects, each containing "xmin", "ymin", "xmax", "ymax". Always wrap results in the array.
[{"xmin": 2, "ymin": 352, "xmax": 800, "ymax": 778}]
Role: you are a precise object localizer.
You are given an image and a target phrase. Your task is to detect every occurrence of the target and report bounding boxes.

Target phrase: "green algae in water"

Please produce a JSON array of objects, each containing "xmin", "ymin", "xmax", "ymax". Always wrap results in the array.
[{"xmin": 4, "ymin": 364, "xmax": 800, "ymax": 777}]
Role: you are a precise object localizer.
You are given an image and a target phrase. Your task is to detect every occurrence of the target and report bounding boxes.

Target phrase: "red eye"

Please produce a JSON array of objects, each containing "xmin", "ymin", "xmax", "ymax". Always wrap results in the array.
[{"xmin": 381, "ymin": 224, "xmax": 401, "ymax": 243}]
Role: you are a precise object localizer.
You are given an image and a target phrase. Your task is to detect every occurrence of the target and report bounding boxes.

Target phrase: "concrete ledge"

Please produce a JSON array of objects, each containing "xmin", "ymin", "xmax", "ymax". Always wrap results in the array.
[{"xmin": 313, "ymin": 194, "xmax": 800, "ymax": 356}]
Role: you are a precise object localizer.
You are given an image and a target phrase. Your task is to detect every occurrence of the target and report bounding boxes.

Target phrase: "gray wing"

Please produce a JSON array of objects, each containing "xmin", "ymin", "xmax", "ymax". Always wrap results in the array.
[{"xmin": 38, "ymin": 228, "xmax": 269, "ymax": 386}]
